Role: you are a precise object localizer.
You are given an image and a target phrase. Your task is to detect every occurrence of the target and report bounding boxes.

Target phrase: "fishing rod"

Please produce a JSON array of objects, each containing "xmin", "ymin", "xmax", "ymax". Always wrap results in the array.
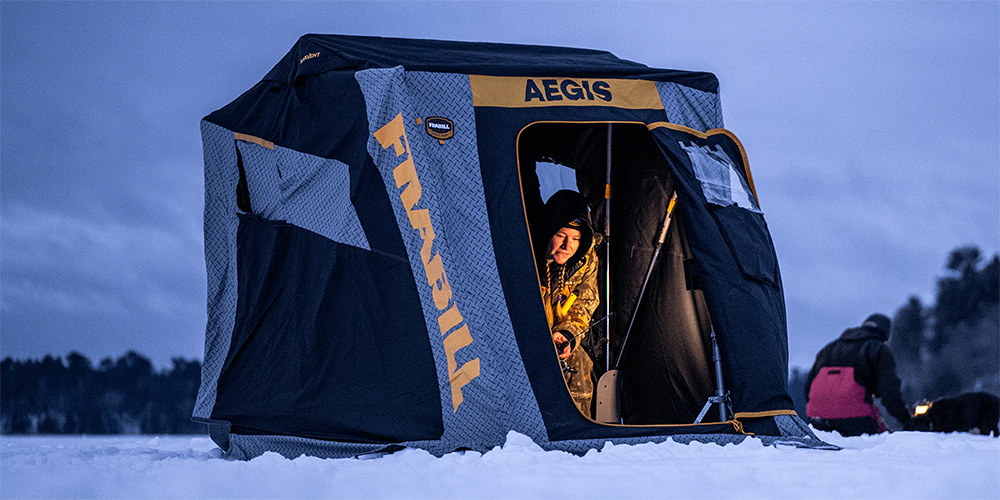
[
  {"xmin": 613, "ymin": 191, "xmax": 678, "ymax": 369},
  {"xmin": 555, "ymin": 313, "xmax": 615, "ymax": 374}
]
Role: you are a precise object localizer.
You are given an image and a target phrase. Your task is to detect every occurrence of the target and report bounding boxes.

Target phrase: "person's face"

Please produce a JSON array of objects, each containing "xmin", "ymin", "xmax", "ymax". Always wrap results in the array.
[{"xmin": 547, "ymin": 227, "xmax": 581, "ymax": 265}]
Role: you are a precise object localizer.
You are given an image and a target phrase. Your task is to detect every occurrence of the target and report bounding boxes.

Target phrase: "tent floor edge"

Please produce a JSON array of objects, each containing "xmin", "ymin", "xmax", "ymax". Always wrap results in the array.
[{"xmin": 193, "ymin": 417, "xmax": 231, "ymax": 453}]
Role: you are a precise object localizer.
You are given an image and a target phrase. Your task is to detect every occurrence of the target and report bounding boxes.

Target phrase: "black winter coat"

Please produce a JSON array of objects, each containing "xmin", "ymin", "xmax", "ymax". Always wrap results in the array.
[{"xmin": 804, "ymin": 326, "xmax": 911, "ymax": 424}]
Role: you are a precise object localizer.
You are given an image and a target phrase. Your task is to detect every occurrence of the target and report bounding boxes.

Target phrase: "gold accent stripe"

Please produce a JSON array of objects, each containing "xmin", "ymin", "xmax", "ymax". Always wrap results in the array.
[
  {"xmin": 646, "ymin": 122, "xmax": 759, "ymax": 205},
  {"xmin": 734, "ymin": 409, "xmax": 799, "ymax": 419},
  {"xmin": 234, "ymin": 133, "xmax": 275, "ymax": 150},
  {"xmin": 471, "ymin": 75, "xmax": 664, "ymax": 110}
]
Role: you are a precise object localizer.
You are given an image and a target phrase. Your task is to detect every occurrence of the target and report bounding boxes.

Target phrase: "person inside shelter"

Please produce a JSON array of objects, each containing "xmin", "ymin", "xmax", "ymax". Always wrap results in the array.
[{"xmin": 536, "ymin": 190, "xmax": 601, "ymax": 418}]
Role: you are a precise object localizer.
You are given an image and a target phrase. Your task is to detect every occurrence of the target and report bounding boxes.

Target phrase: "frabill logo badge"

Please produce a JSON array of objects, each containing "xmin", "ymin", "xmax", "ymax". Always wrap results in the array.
[{"xmin": 425, "ymin": 117, "xmax": 454, "ymax": 141}]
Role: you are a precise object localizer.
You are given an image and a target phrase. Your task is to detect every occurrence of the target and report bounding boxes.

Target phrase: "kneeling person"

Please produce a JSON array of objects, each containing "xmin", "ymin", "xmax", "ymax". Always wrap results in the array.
[{"xmin": 538, "ymin": 190, "xmax": 600, "ymax": 418}]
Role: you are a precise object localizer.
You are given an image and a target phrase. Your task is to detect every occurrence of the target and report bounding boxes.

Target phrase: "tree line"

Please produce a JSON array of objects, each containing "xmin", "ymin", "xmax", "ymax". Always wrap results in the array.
[
  {"xmin": 3, "ymin": 246, "xmax": 996, "ymax": 433},
  {"xmin": 790, "ymin": 246, "xmax": 1000, "ymax": 416},
  {"xmin": 1, "ymin": 351, "xmax": 204, "ymax": 435}
]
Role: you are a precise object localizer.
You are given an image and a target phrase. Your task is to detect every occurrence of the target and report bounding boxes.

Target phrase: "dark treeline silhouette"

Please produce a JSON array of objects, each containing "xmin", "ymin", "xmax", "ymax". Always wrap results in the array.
[
  {"xmin": 4, "ymin": 247, "xmax": 996, "ymax": 431},
  {"xmin": 790, "ymin": 245, "xmax": 1000, "ymax": 417},
  {"xmin": 1, "ymin": 351, "xmax": 204, "ymax": 435}
]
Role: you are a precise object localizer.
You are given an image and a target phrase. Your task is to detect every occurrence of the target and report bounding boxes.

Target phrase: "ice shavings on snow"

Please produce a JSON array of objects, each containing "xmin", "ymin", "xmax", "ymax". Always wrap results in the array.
[{"xmin": 1, "ymin": 429, "xmax": 997, "ymax": 499}]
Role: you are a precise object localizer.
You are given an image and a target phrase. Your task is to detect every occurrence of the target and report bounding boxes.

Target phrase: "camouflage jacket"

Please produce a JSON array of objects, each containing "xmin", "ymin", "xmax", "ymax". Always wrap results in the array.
[{"xmin": 540, "ymin": 235, "xmax": 601, "ymax": 351}]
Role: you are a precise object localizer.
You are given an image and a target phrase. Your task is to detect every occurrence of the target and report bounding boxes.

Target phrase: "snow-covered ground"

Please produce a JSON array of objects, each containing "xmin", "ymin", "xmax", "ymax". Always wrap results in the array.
[{"xmin": 1, "ymin": 430, "xmax": 997, "ymax": 499}]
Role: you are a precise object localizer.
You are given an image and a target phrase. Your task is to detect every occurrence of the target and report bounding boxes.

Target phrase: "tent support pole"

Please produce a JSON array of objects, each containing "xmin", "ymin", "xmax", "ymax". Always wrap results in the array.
[
  {"xmin": 695, "ymin": 326, "xmax": 730, "ymax": 423},
  {"xmin": 604, "ymin": 123, "xmax": 613, "ymax": 373}
]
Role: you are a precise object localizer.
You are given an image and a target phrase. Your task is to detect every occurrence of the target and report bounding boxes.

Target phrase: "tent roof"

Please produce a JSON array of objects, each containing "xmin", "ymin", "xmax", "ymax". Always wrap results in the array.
[{"xmin": 262, "ymin": 34, "xmax": 719, "ymax": 93}]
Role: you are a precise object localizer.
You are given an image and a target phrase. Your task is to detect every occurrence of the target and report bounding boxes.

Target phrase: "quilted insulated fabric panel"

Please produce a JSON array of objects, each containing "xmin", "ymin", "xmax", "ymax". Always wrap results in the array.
[
  {"xmin": 355, "ymin": 68, "xmax": 546, "ymax": 453},
  {"xmin": 194, "ymin": 121, "xmax": 241, "ymax": 420},
  {"xmin": 657, "ymin": 82, "xmax": 723, "ymax": 132}
]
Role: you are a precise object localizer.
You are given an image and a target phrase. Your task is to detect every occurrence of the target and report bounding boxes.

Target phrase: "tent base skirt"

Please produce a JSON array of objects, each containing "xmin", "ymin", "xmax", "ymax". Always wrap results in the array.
[{"xmin": 217, "ymin": 415, "xmax": 836, "ymax": 460}]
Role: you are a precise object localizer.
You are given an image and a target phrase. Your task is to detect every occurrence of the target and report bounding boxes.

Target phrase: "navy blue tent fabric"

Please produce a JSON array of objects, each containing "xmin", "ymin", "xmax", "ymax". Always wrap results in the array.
[
  {"xmin": 211, "ymin": 214, "xmax": 443, "ymax": 443},
  {"xmin": 647, "ymin": 126, "xmax": 791, "ymax": 422},
  {"xmin": 196, "ymin": 34, "xmax": 827, "ymax": 459},
  {"xmin": 262, "ymin": 34, "xmax": 719, "ymax": 93},
  {"xmin": 202, "ymin": 65, "xmax": 448, "ymax": 444}
]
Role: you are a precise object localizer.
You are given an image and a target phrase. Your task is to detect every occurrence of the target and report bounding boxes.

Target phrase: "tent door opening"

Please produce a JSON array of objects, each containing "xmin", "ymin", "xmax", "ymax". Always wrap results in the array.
[{"xmin": 518, "ymin": 122, "xmax": 726, "ymax": 425}]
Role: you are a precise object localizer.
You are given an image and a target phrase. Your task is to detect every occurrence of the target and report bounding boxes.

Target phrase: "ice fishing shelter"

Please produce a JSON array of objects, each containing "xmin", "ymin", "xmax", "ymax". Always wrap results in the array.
[{"xmin": 195, "ymin": 34, "xmax": 829, "ymax": 459}]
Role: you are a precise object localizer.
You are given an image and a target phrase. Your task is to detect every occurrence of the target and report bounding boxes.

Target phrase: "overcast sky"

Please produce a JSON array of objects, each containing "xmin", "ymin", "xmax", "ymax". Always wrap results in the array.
[{"xmin": 1, "ymin": 1, "xmax": 997, "ymax": 370}]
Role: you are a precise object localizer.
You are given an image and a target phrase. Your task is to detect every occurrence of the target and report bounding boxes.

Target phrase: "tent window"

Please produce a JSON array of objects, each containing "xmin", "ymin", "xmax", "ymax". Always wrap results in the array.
[
  {"xmin": 679, "ymin": 141, "xmax": 761, "ymax": 213},
  {"xmin": 536, "ymin": 161, "xmax": 578, "ymax": 202}
]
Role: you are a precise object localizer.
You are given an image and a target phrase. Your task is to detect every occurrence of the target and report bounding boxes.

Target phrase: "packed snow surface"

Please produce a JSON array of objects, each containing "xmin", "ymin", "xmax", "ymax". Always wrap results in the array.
[{"xmin": 2, "ymin": 430, "xmax": 997, "ymax": 499}]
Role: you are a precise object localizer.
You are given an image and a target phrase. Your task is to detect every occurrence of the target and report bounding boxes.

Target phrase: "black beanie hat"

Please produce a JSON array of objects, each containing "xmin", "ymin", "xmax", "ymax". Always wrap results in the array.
[
  {"xmin": 861, "ymin": 313, "xmax": 891, "ymax": 341},
  {"xmin": 543, "ymin": 190, "xmax": 593, "ymax": 268}
]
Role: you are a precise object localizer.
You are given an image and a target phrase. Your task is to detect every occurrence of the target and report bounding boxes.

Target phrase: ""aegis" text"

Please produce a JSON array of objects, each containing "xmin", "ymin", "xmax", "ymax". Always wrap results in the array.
[{"xmin": 524, "ymin": 79, "xmax": 612, "ymax": 103}]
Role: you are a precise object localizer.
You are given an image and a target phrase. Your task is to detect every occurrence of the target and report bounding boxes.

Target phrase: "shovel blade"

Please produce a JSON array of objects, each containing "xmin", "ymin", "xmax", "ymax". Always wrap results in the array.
[{"xmin": 595, "ymin": 369, "xmax": 621, "ymax": 423}]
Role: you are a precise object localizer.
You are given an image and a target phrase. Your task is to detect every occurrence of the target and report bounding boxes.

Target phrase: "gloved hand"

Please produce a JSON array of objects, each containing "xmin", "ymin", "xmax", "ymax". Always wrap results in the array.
[{"xmin": 552, "ymin": 331, "xmax": 573, "ymax": 360}]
